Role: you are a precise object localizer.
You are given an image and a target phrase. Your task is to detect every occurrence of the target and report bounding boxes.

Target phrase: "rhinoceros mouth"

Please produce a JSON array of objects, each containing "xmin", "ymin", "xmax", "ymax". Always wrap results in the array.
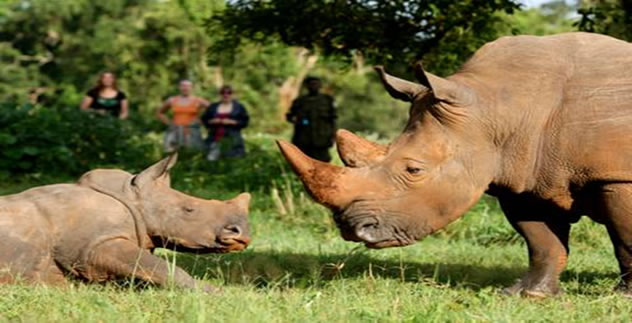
[
  {"xmin": 363, "ymin": 239, "xmax": 415, "ymax": 249},
  {"xmin": 154, "ymin": 238, "xmax": 248, "ymax": 254},
  {"xmin": 216, "ymin": 237, "xmax": 250, "ymax": 252},
  {"xmin": 361, "ymin": 223, "xmax": 435, "ymax": 249},
  {"xmin": 167, "ymin": 244, "xmax": 244, "ymax": 255},
  {"xmin": 333, "ymin": 206, "xmax": 427, "ymax": 249},
  {"xmin": 357, "ymin": 224, "xmax": 417, "ymax": 249},
  {"xmin": 334, "ymin": 218, "xmax": 418, "ymax": 249}
]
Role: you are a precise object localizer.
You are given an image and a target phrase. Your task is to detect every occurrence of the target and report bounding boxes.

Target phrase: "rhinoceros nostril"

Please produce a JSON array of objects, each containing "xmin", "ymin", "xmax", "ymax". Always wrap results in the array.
[
  {"xmin": 219, "ymin": 224, "xmax": 250, "ymax": 249},
  {"xmin": 361, "ymin": 222, "xmax": 377, "ymax": 229},
  {"xmin": 355, "ymin": 222, "xmax": 379, "ymax": 243},
  {"xmin": 223, "ymin": 224, "xmax": 242, "ymax": 236}
]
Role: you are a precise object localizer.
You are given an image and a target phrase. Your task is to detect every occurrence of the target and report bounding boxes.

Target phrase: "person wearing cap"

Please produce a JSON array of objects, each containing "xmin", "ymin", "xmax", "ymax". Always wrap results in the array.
[{"xmin": 286, "ymin": 76, "xmax": 337, "ymax": 162}]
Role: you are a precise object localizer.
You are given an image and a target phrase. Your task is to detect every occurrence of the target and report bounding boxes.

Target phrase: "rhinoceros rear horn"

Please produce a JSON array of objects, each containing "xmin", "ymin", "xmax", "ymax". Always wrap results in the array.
[
  {"xmin": 336, "ymin": 129, "xmax": 387, "ymax": 167},
  {"xmin": 133, "ymin": 153, "xmax": 178, "ymax": 188},
  {"xmin": 276, "ymin": 140, "xmax": 347, "ymax": 209}
]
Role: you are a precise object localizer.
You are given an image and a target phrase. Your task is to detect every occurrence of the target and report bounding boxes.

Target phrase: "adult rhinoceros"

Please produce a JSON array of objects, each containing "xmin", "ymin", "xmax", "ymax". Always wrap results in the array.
[
  {"xmin": 0, "ymin": 154, "xmax": 250, "ymax": 291},
  {"xmin": 278, "ymin": 32, "xmax": 632, "ymax": 297}
]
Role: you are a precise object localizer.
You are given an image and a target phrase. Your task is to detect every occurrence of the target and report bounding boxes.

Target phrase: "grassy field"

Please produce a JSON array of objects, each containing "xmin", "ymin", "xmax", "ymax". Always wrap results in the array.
[{"xmin": 1, "ymin": 135, "xmax": 631, "ymax": 322}]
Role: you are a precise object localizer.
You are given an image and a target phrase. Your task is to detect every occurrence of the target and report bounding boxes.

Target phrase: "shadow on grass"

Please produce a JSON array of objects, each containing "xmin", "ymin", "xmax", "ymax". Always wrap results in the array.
[
  {"xmin": 168, "ymin": 250, "xmax": 529, "ymax": 291},
  {"xmin": 165, "ymin": 250, "xmax": 621, "ymax": 292},
  {"xmin": 560, "ymin": 269, "xmax": 620, "ymax": 295},
  {"xmin": 57, "ymin": 250, "xmax": 618, "ymax": 294}
]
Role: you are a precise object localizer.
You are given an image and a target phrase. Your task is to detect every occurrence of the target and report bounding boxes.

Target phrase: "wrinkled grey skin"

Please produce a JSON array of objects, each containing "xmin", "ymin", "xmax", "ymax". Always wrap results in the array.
[{"xmin": 0, "ymin": 154, "xmax": 250, "ymax": 291}]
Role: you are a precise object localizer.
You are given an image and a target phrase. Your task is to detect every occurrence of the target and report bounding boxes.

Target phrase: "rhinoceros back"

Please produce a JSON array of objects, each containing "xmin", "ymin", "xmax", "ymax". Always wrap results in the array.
[{"xmin": 458, "ymin": 32, "xmax": 632, "ymax": 184}]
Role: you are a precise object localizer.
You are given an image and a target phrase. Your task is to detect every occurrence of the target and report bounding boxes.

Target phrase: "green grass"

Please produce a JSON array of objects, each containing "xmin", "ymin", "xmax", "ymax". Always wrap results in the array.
[{"xmin": 1, "ymin": 135, "xmax": 630, "ymax": 322}]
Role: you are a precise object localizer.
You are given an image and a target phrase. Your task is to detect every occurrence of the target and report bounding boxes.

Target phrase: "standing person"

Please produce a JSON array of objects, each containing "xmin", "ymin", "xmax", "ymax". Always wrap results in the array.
[
  {"xmin": 80, "ymin": 72, "xmax": 129, "ymax": 120},
  {"xmin": 157, "ymin": 80, "xmax": 209, "ymax": 153},
  {"xmin": 201, "ymin": 85, "xmax": 249, "ymax": 161},
  {"xmin": 286, "ymin": 76, "xmax": 337, "ymax": 162}
]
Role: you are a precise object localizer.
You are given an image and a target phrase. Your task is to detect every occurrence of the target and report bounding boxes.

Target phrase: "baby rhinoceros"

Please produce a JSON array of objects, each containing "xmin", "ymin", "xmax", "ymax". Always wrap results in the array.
[{"xmin": 0, "ymin": 153, "xmax": 250, "ymax": 291}]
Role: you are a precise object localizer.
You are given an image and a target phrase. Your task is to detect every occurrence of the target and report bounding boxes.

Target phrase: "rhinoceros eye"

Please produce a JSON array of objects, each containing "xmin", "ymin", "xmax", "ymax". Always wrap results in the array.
[
  {"xmin": 406, "ymin": 166, "xmax": 422, "ymax": 175},
  {"xmin": 403, "ymin": 159, "xmax": 426, "ymax": 177},
  {"xmin": 182, "ymin": 206, "xmax": 195, "ymax": 213}
]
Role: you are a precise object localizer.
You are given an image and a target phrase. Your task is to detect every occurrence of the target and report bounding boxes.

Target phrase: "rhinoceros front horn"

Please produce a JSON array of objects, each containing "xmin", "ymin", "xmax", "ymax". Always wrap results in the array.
[
  {"xmin": 336, "ymin": 129, "xmax": 387, "ymax": 167},
  {"xmin": 276, "ymin": 140, "xmax": 349, "ymax": 209}
]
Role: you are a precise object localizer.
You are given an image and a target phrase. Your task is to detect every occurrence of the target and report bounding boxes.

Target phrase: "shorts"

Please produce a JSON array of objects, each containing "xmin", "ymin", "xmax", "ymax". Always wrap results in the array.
[{"xmin": 163, "ymin": 123, "xmax": 204, "ymax": 153}]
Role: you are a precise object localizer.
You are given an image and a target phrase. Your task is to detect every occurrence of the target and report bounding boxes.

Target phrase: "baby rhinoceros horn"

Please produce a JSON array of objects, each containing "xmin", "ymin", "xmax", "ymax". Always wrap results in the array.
[{"xmin": 335, "ymin": 129, "xmax": 387, "ymax": 167}]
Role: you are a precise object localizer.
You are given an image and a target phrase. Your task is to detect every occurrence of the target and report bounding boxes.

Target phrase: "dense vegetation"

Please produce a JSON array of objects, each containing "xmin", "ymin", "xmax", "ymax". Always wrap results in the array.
[
  {"xmin": 214, "ymin": 0, "xmax": 520, "ymax": 74},
  {"xmin": 0, "ymin": 104, "xmax": 158, "ymax": 177},
  {"xmin": 4, "ymin": 0, "xmax": 632, "ymax": 322},
  {"xmin": 0, "ymin": 0, "xmax": 578, "ymax": 176},
  {"xmin": 578, "ymin": 0, "xmax": 632, "ymax": 39}
]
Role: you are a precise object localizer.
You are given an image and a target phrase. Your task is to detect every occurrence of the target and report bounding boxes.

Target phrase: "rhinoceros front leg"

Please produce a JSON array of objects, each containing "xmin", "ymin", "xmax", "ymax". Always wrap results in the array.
[
  {"xmin": 87, "ymin": 239, "xmax": 215, "ymax": 292},
  {"xmin": 498, "ymin": 196, "xmax": 570, "ymax": 297}
]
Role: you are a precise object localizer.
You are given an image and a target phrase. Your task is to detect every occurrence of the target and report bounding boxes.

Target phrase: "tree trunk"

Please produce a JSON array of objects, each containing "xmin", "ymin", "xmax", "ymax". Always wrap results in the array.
[{"xmin": 278, "ymin": 48, "xmax": 318, "ymax": 119}]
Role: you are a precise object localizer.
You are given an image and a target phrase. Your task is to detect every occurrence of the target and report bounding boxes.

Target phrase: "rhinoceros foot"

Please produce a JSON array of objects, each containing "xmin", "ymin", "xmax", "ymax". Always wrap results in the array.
[
  {"xmin": 197, "ymin": 282, "xmax": 222, "ymax": 294},
  {"xmin": 502, "ymin": 278, "xmax": 562, "ymax": 298},
  {"xmin": 613, "ymin": 281, "xmax": 632, "ymax": 298}
]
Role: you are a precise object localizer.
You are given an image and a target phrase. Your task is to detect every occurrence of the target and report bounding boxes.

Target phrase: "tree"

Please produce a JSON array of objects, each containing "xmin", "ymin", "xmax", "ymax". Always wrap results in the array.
[
  {"xmin": 0, "ymin": 0, "xmax": 224, "ymax": 113},
  {"xmin": 213, "ymin": 0, "xmax": 521, "ymax": 74},
  {"xmin": 577, "ymin": 0, "xmax": 632, "ymax": 40}
]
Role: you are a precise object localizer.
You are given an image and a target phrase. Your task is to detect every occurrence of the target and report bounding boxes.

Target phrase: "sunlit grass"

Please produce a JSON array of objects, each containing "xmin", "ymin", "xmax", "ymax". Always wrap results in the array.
[{"xmin": 0, "ymin": 135, "xmax": 627, "ymax": 322}]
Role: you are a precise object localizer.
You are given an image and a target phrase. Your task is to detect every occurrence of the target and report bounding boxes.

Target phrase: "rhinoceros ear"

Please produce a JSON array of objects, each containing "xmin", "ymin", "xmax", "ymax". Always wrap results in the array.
[
  {"xmin": 413, "ymin": 62, "xmax": 474, "ymax": 106},
  {"xmin": 132, "ymin": 153, "xmax": 178, "ymax": 188},
  {"xmin": 374, "ymin": 66, "xmax": 427, "ymax": 102},
  {"xmin": 229, "ymin": 193, "xmax": 251, "ymax": 213}
]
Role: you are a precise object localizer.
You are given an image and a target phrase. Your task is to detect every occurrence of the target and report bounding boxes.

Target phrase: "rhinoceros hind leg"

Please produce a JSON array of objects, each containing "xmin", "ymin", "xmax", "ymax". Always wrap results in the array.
[
  {"xmin": 598, "ymin": 184, "xmax": 632, "ymax": 294},
  {"xmin": 11, "ymin": 257, "xmax": 68, "ymax": 286},
  {"xmin": 499, "ymin": 196, "xmax": 570, "ymax": 297},
  {"xmin": 36, "ymin": 259, "xmax": 68, "ymax": 285},
  {"xmin": 87, "ymin": 239, "xmax": 216, "ymax": 292},
  {"xmin": 0, "ymin": 258, "xmax": 67, "ymax": 286},
  {"xmin": 0, "ymin": 234, "xmax": 67, "ymax": 286}
]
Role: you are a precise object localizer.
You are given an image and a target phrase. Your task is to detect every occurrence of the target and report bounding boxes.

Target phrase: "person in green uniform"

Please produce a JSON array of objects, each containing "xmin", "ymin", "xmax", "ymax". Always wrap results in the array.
[{"xmin": 286, "ymin": 76, "xmax": 337, "ymax": 162}]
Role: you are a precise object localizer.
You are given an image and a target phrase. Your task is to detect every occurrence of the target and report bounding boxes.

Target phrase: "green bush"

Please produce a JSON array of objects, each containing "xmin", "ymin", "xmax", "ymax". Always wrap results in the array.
[
  {"xmin": 0, "ymin": 104, "xmax": 160, "ymax": 177},
  {"xmin": 168, "ymin": 134, "xmax": 301, "ymax": 195}
]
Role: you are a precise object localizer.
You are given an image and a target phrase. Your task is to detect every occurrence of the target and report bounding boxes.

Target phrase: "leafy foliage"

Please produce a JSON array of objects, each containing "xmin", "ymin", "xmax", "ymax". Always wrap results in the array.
[
  {"xmin": 0, "ymin": 0, "xmax": 583, "ymax": 178},
  {"xmin": 168, "ymin": 134, "xmax": 296, "ymax": 197},
  {"xmin": 0, "ymin": 0, "xmax": 224, "ymax": 112},
  {"xmin": 214, "ymin": 42, "xmax": 303, "ymax": 133},
  {"xmin": 0, "ymin": 104, "xmax": 159, "ymax": 177},
  {"xmin": 508, "ymin": 0, "xmax": 576, "ymax": 35},
  {"xmin": 577, "ymin": 0, "xmax": 632, "ymax": 41},
  {"xmin": 315, "ymin": 67, "xmax": 409, "ymax": 136},
  {"xmin": 214, "ymin": 0, "xmax": 521, "ymax": 73}
]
